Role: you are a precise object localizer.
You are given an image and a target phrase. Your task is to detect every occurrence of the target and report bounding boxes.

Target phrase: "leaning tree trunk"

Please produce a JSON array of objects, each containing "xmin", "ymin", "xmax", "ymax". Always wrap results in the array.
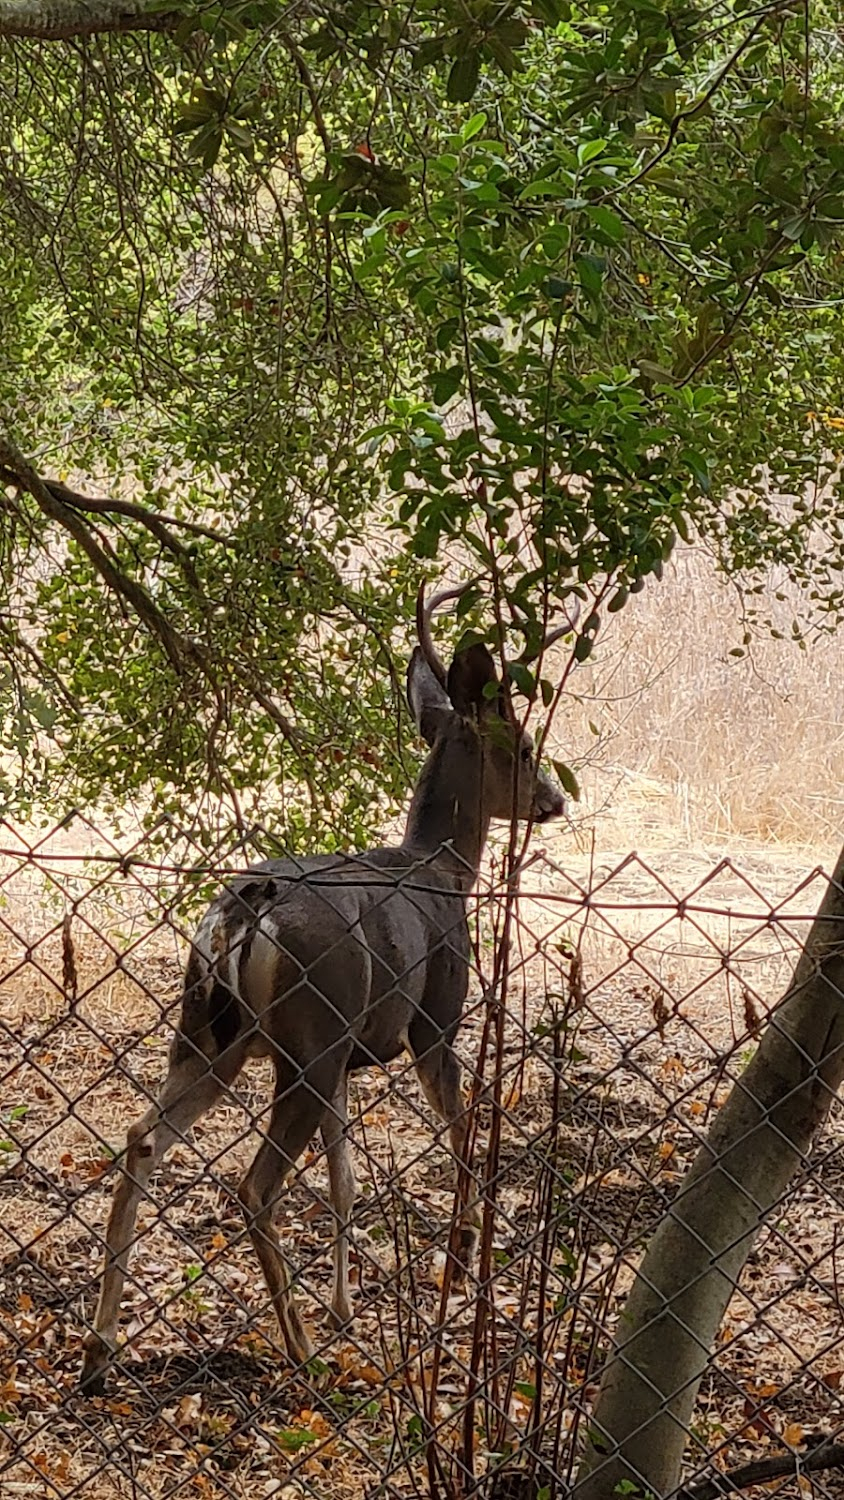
[{"xmin": 574, "ymin": 846, "xmax": 844, "ymax": 1499}]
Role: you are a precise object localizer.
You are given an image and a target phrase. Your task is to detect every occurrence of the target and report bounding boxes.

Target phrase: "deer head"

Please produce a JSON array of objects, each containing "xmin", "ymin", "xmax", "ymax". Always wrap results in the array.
[{"xmin": 406, "ymin": 583, "xmax": 567, "ymax": 843}]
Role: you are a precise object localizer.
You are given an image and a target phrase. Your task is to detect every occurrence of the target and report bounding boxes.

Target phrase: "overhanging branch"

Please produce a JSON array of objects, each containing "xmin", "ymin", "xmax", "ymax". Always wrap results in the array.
[
  {"xmin": 0, "ymin": 1, "xmax": 180, "ymax": 41},
  {"xmin": 0, "ymin": 434, "xmax": 190, "ymax": 671},
  {"xmin": 0, "ymin": 432, "xmax": 305, "ymax": 758}
]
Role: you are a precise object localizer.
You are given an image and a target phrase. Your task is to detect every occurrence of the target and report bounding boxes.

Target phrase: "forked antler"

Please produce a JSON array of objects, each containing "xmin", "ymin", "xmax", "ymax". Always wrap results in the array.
[
  {"xmin": 536, "ymin": 595, "xmax": 581, "ymax": 651},
  {"xmin": 417, "ymin": 580, "xmax": 582, "ymax": 681},
  {"xmin": 510, "ymin": 595, "xmax": 582, "ymax": 659},
  {"xmin": 415, "ymin": 579, "xmax": 479, "ymax": 687}
]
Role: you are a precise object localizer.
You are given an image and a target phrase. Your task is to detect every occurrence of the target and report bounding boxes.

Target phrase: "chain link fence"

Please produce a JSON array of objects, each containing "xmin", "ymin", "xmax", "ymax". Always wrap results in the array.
[{"xmin": 0, "ymin": 814, "xmax": 842, "ymax": 1499}]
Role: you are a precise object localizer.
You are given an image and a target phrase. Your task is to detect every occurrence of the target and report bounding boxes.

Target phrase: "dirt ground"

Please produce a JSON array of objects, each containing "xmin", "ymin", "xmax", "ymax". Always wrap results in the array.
[{"xmin": 1, "ymin": 815, "xmax": 843, "ymax": 1498}]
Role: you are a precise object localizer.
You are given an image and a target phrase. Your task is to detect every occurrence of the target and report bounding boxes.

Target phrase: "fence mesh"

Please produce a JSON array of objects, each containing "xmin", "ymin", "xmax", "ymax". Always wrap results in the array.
[{"xmin": 0, "ymin": 814, "xmax": 842, "ymax": 1499}]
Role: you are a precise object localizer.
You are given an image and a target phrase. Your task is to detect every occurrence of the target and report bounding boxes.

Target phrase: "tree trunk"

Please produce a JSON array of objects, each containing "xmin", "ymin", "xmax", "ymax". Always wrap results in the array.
[
  {"xmin": 0, "ymin": 3, "xmax": 178, "ymax": 41},
  {"xmin": 575, "ymin": 847, "xmax": 844, "ymax": 1498}
]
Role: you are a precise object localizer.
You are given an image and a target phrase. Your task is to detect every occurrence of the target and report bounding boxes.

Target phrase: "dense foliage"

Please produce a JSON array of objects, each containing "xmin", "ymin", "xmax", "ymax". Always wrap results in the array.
[{"xmin": 1, "ymin": 0, "xmax": 843, "ymax": 841}]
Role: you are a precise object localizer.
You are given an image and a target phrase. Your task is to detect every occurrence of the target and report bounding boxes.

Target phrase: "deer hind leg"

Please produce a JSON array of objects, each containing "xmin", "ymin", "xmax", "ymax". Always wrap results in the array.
[
  {"xmin": 238, "ymin": 1053, "xmax": 347, "ymax": 1365},
  {"xmin": 409, "ymin": 1030, "xmax": 480, "ymax": 1283},
  {"xmin": 320, "ymin": 1072, "xmax": 356, "ymax": 1328},
  {"xmin": 80, "ymin": 1040, "xmax": 243, "ymax": 1394}
]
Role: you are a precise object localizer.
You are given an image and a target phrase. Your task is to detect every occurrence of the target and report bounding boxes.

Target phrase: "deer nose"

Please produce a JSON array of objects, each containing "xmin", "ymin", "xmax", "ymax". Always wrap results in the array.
[{"xmin": 535, "ymin": 785, "xmax": 566, "ymax": 822}]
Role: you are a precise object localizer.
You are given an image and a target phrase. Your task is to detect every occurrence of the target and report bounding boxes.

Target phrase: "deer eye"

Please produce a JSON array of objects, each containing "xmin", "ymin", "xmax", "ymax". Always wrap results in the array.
[{"xmin": 520, "ymin": 745, "xmax": 532, "ymax": 765}]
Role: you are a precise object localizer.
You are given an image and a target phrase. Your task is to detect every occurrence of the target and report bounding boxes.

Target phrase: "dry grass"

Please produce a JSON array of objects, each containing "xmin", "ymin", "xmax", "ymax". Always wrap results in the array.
[{"xmin": 544, "ymin": 542, "xmax": 844, "ymax": 858}]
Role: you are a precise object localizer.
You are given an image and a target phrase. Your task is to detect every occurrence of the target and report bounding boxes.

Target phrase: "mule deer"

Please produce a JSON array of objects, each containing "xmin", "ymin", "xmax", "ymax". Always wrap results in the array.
[{"xmin": 80, "ymin": 583, "xmax": 566, "ymax": 1392}]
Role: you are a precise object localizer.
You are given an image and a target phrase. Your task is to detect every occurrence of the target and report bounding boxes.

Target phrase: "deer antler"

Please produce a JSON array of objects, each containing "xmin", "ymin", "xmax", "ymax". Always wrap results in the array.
[
  {"xmin": 512, "ymin": 595, "xmax": 582, "ymax": 660},
  {"xmin": 415, "ymin": 579, "xmax": 479, "ymax": 687},
  {"xmin": 417, "ymin": 581, "xmax": 579, "ymax": 681},
  {"xmin": 539, "ymin": 595, "xmax": 582, "ymax": 650}
]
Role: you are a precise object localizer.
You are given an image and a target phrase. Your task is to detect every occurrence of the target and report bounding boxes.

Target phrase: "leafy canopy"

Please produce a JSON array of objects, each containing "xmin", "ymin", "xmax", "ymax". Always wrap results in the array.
[{"xmin": 1, "ymin": 0, "xmax": 843, "ymax": 841}]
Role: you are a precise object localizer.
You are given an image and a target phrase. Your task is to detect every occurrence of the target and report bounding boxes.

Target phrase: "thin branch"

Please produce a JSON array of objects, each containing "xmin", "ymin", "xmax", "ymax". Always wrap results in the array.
[
  {"xmin": 677, "ymin": 212, "xmax": 815, "ymax": 386},
  {"xmin": 603, "ymin": 1, "xmax": 793, "ymax": 203},
  {"xmin": 678, "ymin": 1439, "xmax": 844, "ymax": 1498},
  {"xmin": 0, "ymin": 434, "xmax": 190, "ymax": 672},
  {"xmin": 277, "ymin": 29, "xmax": 331, "ymax": 156},
  {"xmin": 0, "ymin": 470, "xmax": 230, "ymax": 548},
  {"xmin": 0, "ymin": 617, "xmax": 83, "ymax": 715}
]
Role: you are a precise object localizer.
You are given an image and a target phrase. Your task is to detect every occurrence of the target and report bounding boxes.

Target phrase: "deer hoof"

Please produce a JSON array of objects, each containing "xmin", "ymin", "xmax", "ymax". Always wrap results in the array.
[
  {"xmin": 80, "ymin": 1334, "xmax": 117, "ymax": 1394},
  {"xmin": 284, "ymin": 1316, "xmax": 316, "ymax": 1368},
  {"xmin": 329, "ymin": 1299, "xmax": 353, "ymax": 1330}
]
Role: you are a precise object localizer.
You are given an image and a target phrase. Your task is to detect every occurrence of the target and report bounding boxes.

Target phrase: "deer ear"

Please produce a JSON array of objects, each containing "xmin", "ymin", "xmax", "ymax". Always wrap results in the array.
[
  {"xmin": 446, "ymin": 643, "xmax": 501, "ymax": 719},
  {"xmin": 407, "ymin": 647, "xmax": 453, "ymax": 747}
]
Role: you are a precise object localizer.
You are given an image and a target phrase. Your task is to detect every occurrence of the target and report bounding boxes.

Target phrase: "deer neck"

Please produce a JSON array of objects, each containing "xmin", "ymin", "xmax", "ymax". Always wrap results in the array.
[{"xmin": 402, "ymin": 730, "xmax": 489, "ymax": 890}]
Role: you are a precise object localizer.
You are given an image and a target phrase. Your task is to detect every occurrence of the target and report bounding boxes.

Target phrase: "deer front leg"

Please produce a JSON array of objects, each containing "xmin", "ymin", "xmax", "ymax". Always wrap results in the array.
[
  {"xmin": 411, "ymin": 1037, "xmax": 481, "ymax": 1283},
  {"xmin": 80, "ymin": 1050, "xmax": 234, "ymax": 1394},
  {"xmin": 320, "ymin": 1073, "xmax": 357, "ymax": 1328}
]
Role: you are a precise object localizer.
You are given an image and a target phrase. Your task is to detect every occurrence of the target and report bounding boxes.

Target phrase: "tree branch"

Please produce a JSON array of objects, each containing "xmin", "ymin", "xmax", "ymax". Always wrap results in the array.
[
  {"xmin": 0, "ymin": 434, "xmax": 190, "ymax": 672},
  {"xmin": 0, "ymin": 1, "xmax": 180, "ymax": 41},
  {"xmin": 278, "ymin": 29, "xmax": 332, "ymax": 157},
  {"xmin": 604, "ymin": 1, "xmax": 794, "ymax": 203},
  {"xmin": 0, "ymin": 433, "xmax": 306, "ymax": 758},
  {"xmin": 0, "ymin": 615, "xmax": 83, "ymax": 715},
  {"xmin": 45, "ymin": 476, "xmax": 232, "ymax": 547},
  {"xmin": 678, "ymin": 1439, "xmax": 844, "ymax": 1498},
  {"xmin": 0, "ymin": 468, "xmax": 199, "ymax": 587}
]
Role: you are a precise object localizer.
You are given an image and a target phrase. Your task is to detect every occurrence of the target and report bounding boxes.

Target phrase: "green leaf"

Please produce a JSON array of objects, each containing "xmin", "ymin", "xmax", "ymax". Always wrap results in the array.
[
  {"xmin": 224, "ymin": 120, "xmax": 254, "ymax": 155},
  {"xmin": 530, "ymin": 0, "xmax": 570, "ymax": 21},
  {"xmin": 515, "ymin": 1381, "xmax": 537, "ymax": 1399},
  {"xmin": 27, "ymin": 693, "xmax": 58, "ymax": 732},
  {"xmin": 485, "ymin": 35, "xmax": 519, "ymax": 77},
  {"xmin": 431, "ymin": 367, "xmax": 462, "ymax": 406},
  {"xmin": 508, "ymin": 662, "xmax": 536, "ymax": 696},
  {"xmin": 552, "ymin": 761, "xmax": 581, "ymax": 800},
  {"xmin": 448, "ymin": 52, "xmax": 481, "ymax": 103},
  {"xmin": 277, "ymin": 1428, "xmax": 320, "ymax": 1452},
  {"xmin": 518, "ymin": 178, "xmax": 571, "ymax": 201},
  {"xmin": 174, "ymin": 101, "xmax": 215, "ymax": 127},
  {"xmin": 460, "ymin": 112, "xmax": 487, "ymax": 144},
  {"xmin": 586, "ymin": 205, "xmax": 625, "ymax": 244},
  {"xmin": 435, "ymin": 318, "xmax": 461, "ymax": 350},
  {"xmin": 575, "ymin": 254, "xmax": 604, "ymax": 304},
  {"xmin": 637, "ymin": 360, "xmax": 676, "ymax": 385},
  {"xmin": 577, "ymin": 139, "xmax": 607, "ymax": 166},
  {"xmin": 817, "ymin": 195, "xmax": 844, "ymax": 220},
  {"xmin": 186, "ymin": 121, "xmax": 223, "ymax": 169},
  {"xmin": 413, "ymin": 35, "xmax": 448, "ymax": 70}
]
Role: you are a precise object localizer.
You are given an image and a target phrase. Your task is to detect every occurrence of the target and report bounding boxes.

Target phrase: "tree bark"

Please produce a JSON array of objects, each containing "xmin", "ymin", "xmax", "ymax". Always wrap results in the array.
[
  {"xmin": 0, "ymin": 2, "xmax": 178, "ymax": 41},
  {"xmin": 574, "ymin": 846, "xmax": 844, "ymax": 1498}
]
